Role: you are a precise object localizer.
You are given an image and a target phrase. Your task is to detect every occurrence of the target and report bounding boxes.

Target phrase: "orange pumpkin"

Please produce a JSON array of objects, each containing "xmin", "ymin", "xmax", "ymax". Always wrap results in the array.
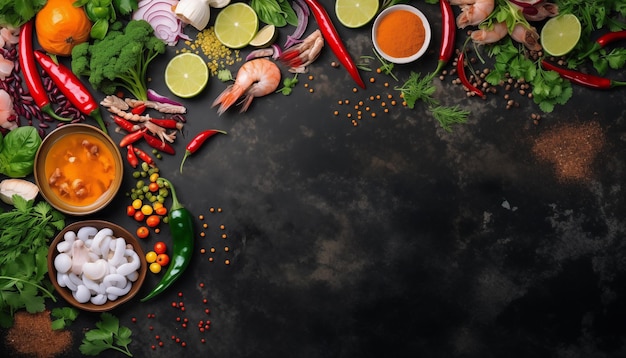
[{"xmin": 35, "ymin": 0, "xmax": 92, "ymax": 56}]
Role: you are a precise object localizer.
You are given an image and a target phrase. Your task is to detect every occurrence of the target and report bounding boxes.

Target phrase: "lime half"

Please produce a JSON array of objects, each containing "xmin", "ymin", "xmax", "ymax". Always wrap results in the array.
[
  {"xmin": 540, "ymin": 14, "xmax": 581, "ymax": 56},
  {"xmin": 214, "ymin": 3, "xmax": 259, "ymax": 49},
  {"xmin": 335, "ymin": 0, "xmax": 379, "ymax": 28},
  {"xmin": 249, "ymin": 24, "xmax": 277, "ymax": 48},
  {"xmin": 164, "ymin": 53, "xmax": 209, "ymax": 98}
]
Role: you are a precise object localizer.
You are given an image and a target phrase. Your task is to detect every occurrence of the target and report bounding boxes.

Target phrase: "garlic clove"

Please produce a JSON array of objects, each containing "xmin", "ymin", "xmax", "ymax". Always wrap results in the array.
[
  {"xmin": 54, "ymin": 253, "xmax": 72, "ymax": 274},
  {"xmin": 208, "ymin": 0, "xmax": 230, "ymax": 8},
  {"xmin": 0, "ymin": 179, "xmax": 39, "ymax": 205},
  {"xmin": 174, "ymin": 0, "xmax": 211, "ymax": 31}
]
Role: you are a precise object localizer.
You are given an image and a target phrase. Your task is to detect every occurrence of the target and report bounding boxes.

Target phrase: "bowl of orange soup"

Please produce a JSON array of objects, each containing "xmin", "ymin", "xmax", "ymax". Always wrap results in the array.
[{"xmin": 34, "ymin": 124, "xmax": 123, "ymax": 215}]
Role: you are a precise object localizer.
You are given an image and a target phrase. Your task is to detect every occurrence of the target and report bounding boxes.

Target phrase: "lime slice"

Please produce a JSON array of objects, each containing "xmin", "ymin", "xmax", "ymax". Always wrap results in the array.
[
  {"xmin": 214, "ymin": 3, "xmax": 258, "ymax": 49},
  {"xmin": 335, "ymin": 0, "xmax": 379, "ymax": 28},
  {"xmin": 540, "ymin": 14, "xmax": 581, "ymax": 56},
  {"xmin": 249, "ymin": 24, "xmax": 277, "ymax": 48},
  {"xmin": 164, "ymin": 53, "xmax": 209, "ymax": 98}
]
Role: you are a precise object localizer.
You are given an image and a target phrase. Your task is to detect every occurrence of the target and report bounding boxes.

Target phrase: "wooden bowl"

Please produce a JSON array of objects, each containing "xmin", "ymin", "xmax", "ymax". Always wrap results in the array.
[
  {"xmin": 34, "ymin": 124, "xmax": 123, "ymax": 216},
  {"xmin": 48, "ymin": 220, "xmax": 147, "ymax": 312},
  {"xmin": 372, "ymin": 4, "xmax": 432, "ymax": 64}
]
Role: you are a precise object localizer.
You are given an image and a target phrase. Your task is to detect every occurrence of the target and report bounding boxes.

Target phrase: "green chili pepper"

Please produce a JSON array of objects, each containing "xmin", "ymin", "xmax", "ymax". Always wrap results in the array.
[{"xmin": 140, "ymin": 178, "xmax": 194, "ymax": 301}]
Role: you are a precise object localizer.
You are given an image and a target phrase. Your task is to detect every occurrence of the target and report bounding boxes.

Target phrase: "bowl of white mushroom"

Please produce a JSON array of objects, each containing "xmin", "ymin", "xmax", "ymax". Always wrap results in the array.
[{"xmin": 48, "ymin": 220, "xmax": 147, "ymax": 312}]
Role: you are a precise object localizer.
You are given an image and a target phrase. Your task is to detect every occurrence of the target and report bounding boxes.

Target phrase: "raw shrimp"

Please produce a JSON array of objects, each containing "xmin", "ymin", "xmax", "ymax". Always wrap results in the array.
[
  {"xmin": 279, "ymin": 30, "xmax": 324, "ymax": 73},
  {"xmin": 511, "ymin": 23, "xmax": 542, "ymax": 52},
  {"xmin": 450, "ymin": 0, "xmax": 495, "ymax": 28},
  {"xmin": 212, "ymin": 58, "xmax": 281, "ymax": 115},
  {"xmin": 471, "ymin": 21, "xmax": 508, "ymax": 45},
  {"xmin": 523, "ymin": 3, "xmax": 559, "ymax": 22}
]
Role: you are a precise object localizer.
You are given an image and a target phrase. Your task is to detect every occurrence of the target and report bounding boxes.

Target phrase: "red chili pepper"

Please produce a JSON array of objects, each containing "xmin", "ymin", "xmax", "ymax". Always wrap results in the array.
[
  {"xmin": 596, "ymin": 30, "xmax": 626, "ymax": 47},
  {"xmin": 434, "ymin": 0, "xmax": 455, "ymax": 75},
  {"xmin": 18, "ymin": 21, "xmax": 71, "ymax": 122},
  {"xmin": 112, "ymin": 115, "xmax": 141, "ymax": 132},
  {"xmin": 131, "ymin": 104, "xmax": 147, "ymax": 115},
  {"xmin": 457, "ymin": 51, "xmax": 485, "ymax": 97},
  {"xmin": 33, "ymin": 50, "xmax": 107, "ymax": 133},
  {"xmin": 149, "ymin": 118, "xmax": 184, "ymax": 131},
  {"xmin": 134, "ymin": 146, "xmax": 155, "ymax": 167},
  {"xmin": 143, "ymin": 132, "xmax": 176, "ymax": 155},
  {"xmin": 126, "ymin": 144, "xmax": 139, "ymax": 168},
  {"xmin": 541, "ymin": 59, "xmax": 626, "ymax": 89},
  {"xmin": 119, "ymin": 128, "xmax": 147, "ymax": 147},
  {"xmin": 302, "ymin": 0, "xmax": 365, "ymax": 89},
  {"xmin": 179, "ymin": 129, "xmax": 227, "ymax": 174}
]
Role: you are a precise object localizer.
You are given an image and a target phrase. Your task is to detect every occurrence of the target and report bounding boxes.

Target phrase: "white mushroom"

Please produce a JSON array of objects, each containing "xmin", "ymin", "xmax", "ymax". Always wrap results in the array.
[
  {"xmin": 54, "ymin": 253, "xmax": 72, "ymax": 274},
  {"xmin": 70, "ymin": 240, "xmax": 91, "ymax": 275},
  {"xmin": 83, "ymin": 259, "xmax": 109, "ymax": 281}
]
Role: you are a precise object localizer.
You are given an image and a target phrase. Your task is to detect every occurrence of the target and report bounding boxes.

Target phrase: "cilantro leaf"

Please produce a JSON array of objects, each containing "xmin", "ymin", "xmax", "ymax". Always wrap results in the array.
[{"xmin": 80, "ymin": 313, "xmax": 133, "ymax": 357}]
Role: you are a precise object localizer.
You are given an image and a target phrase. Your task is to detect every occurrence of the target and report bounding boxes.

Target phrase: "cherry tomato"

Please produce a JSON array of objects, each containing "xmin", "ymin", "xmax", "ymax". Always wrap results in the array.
[
  {"xmin": 145, "ymin": 251, "xmax": 157, "ymax": 263},
  {"xmin": 153, "ymin": 241, "xmax": 167, "ymax": 255},
  {"xmin": 126, "ymin": 205, "xmax": 136, "ymax": 217},
  {"xmin": 141, "ymin": 204, "xmax": 154, "ymax": 216},
  {"xmin": 132, "ymin": 198, "xmax": 143, "ymax": 210},
  {"xmin": 156, "ymin": 253, "xmax": 170, "ymax": 266},
  {"xmin": 133, "ymin": 211, "xmax": 145, "ymax": 222},
  {"xmin": 149, "ymin": 262, "xmax": 162, "ymax": 274},
  {"xmin": 136, "ymin": 226, "xmax": 149, "ymax": 239},
  {"xmin": 146, "ymin": 214, "xmax": 161, "ymax": 228},
  {"xmin": 149, "ymin": 182, "xmax": 160, "ymax": 192}
]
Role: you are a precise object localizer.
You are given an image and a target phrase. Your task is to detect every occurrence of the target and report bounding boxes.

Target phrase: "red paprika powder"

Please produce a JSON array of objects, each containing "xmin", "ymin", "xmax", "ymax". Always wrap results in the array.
[{"xmin": 376, "ymin": 9, "xmax": 426, "ymax": 58}]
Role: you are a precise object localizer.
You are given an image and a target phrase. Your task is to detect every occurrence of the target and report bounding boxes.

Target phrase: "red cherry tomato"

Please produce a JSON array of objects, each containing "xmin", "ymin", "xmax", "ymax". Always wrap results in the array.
[
  {"xmin": 156, "ymin": 253, "xmax": 170, "ymax": 266},
  {"xmin": 133, "ymin": 210, "xmax": 145, "ymax": 222},
  {"xmin": 146, "ymin": 214, "xmax": 161, "ymax": 228},
  {"xmin": 136, "ymin": 226, "xmax": 149, "ymax": 239},
  {"xmin": 127, "ymin": 205, "xmax": 136, "ymax": 216},
  {"xmin": 153, "ymin": 241, "xmax": 167, "ymax": 255}
]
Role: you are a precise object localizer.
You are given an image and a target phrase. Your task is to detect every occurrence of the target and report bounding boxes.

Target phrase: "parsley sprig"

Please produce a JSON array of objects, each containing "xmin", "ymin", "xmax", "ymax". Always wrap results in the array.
[
  {"xmin": 0, "ymin": 197, "xmax": 65, "ymax": 328},
  {"xmin": 0, "ymin": 196, "xmax": 65, "ymax": 266},
  {"xmin": 79, "ymin": 313, "xmax": 133, "ymax": 357}
]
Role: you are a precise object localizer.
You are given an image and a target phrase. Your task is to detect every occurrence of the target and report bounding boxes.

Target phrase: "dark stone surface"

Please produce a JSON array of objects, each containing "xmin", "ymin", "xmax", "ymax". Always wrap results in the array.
[{"xmin": 3, "ymin": 1, "xmax": 626, "ymax": 357}]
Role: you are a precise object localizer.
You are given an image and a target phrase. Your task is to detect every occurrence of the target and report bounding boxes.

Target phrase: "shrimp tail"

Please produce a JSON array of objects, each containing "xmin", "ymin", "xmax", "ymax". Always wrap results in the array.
[
  {"xmin": 238, "ymin": 94, "xmax": 255, "ymax": 113},
  {"xmin": 212, "ymin": 84, "xmax": 245, "ymax": 116},
  {"xmin": 511, "ymin": 24, "xmax": 542, "ymax": 52}
]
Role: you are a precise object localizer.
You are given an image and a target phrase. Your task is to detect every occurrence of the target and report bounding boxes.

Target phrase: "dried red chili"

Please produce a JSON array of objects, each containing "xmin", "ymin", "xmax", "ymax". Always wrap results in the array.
[
  {"xmin": 149, "ymin": 118, "xmax": 184, "ymax": 131},
  {"xmin": 119, "ymin": 128, "xmax": 147, "ymax": 147},
  {"xmin": 33, "ymin": 50, "xmax": 107, "ymax": 133},
  {"xmin": 302, "ymin": 0, "xmax": 366, "ymax": 89},
  {"xmin": 112, "ymin": 115, "xmax": 141, "ymax": 132},
  {"xmin": 179, "ymin": 129, "xmax": 227, "ymax": 174},
  {"xmin": 18, "ymin": 21, "xmax": 72, "ymax": 122},
  {"xmin": 134, "ymin": 146, "xmax": 156, "ymax": 167},
  {"xmin": 434, "ymin": 0, "xmax": 455, "ymax": 75},
  {"xmin": 456, "ymin": 51, "xmax": 485, "ymax": 98},
  {"xmin": 126, "ymin": 144, "xmax": 139, "ymax": 168},
  {"xmin": 541, "ymin": 59, "xmax": 626, "ymax": 89},
  {"xmin": 143, "ymin": 132, "xmax": 176, "ymax": 155}
]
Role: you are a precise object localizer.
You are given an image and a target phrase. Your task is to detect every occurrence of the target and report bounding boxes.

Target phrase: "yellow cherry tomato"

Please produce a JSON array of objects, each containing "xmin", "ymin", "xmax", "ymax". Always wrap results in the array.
[
  {"xmin": 141, "ymin": 204, "xmax": 154, "ymax": 216},
  {"xmin": 132, "ymin": 199, "xmax": 143, "ymax": 210},
  {"xmin": 145, "ymin": 251, "xmax": 158, "ymax": 263},
  {"xmin": 149, "ymin": 262, "xmax": 162, "ymax": 274}
]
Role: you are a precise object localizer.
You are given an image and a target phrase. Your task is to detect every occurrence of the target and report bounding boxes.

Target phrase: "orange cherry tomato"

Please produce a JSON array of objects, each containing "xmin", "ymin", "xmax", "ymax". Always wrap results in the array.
[
  {"xmin": 156, "ymin": 253, "xmax": 170, "ymax": 266},
  {"xmin": 155, "ymin": 206, "xmax": 167, "ymax": 216},
  {"xmin": 148, "ymin": 182, "xmax": 160, "ymax": 192},
  {"xmin": 146, "ymin": 214, "xmax": 160, "ymax": 228},
  {"xmin": 136, "ymin": 226, "xmax": 150, "ymax": 239},
  {"xmin": 153, "ymin": 241, "xmax": 167, "ymax": 255}
]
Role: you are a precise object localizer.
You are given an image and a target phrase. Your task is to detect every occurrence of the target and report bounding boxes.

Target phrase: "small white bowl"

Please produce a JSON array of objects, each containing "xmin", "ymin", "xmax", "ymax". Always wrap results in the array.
[{"xmin": 372, "ymin": 4, "xmax": 432, "ymax": 64}]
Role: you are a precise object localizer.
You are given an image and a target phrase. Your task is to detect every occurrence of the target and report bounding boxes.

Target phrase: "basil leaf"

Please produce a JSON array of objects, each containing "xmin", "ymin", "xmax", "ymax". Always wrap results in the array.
[
  {"xmin": 0, "ymin": 126, "xmax": 42, "ymax": 178},
  {"xmin": 251, "ymin": 0, "xmax": 287, "ymax": 27},
  {"xmin": 278, "ymin": 0, "xmax": 298, "ymax": 27}
]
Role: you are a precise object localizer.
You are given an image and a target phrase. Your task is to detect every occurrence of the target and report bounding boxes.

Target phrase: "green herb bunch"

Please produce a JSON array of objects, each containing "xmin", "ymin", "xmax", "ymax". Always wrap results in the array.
[
  {"xmin": 0, "ymin": 196, "xmax": 65, "ymax": 328},
  {"xmin": 395, "ymin": 72, "xmax": 470, "ymax": 132}
]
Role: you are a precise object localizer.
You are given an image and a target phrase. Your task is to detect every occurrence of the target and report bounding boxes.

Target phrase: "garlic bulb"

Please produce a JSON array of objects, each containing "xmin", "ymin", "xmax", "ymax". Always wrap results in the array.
[{"xmin": 174, "ymin": 0, "xmax": 212, "ymax": 31}]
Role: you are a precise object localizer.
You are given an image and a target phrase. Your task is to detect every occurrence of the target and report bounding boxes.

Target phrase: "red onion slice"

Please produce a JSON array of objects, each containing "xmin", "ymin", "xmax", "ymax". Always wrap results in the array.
[{"xmin": 133, "ymin": 0, "xmax": 188, "ymax": 46}]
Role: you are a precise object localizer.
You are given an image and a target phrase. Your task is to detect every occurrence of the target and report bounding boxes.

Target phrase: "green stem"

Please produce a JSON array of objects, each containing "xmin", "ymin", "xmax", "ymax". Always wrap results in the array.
[{"xmin": 0, "ymin": 276, "xmax": 57, "ymax": 302}]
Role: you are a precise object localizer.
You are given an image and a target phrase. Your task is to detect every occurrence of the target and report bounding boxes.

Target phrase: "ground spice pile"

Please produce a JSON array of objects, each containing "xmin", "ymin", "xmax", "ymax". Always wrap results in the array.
[
  {"xmin": 532, "ymin": 121, "xmax": 605, "ymax": 182},
  {"xmin": 6, "ymin": 310, "xmax": 72, "ymax": 358},
  {"xmin": 181, "ymin": 26, "xmax": 242, "ymax": 76}
]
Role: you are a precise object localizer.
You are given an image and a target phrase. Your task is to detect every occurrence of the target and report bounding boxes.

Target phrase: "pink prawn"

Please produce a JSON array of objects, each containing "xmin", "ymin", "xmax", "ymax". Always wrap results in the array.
[
  {"xmin": 450, "ymin": 0, "xmax": 495, "ymax": 28},
  {"xmin": 212, "ymin": 58, "xmax": 281, "ymax": 115}
]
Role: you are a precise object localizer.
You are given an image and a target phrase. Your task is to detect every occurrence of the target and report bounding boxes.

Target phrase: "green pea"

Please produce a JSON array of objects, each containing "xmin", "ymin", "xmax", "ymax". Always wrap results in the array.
[{"xmin": 133, "ymin": 171, "xmax": 141, "ymax": 179}]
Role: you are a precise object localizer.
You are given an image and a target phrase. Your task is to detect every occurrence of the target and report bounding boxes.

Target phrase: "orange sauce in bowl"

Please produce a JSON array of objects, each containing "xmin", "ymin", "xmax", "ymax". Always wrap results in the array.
[{"xmin": 44, "ymin": 133, "xmax": 116, "ymax": 206}]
